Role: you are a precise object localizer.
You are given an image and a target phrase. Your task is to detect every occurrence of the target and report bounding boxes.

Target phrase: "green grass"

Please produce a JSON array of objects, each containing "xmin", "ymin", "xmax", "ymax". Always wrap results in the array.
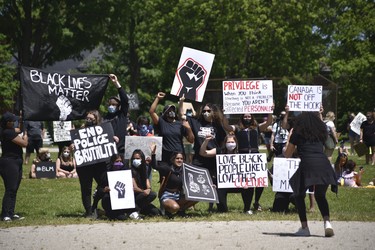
[{"xmin": 1, "ymin": 145, "xmax": 374, "ymax": 228}]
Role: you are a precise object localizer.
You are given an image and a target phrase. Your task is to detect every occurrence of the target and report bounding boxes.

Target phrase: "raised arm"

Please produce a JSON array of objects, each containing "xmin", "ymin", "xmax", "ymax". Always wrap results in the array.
[
  {"xmin": 182, "ymin": 119, "xmax": 195, "ymax": 143},
  {"xmin": 281, "ymin": 105, "xmax": 290, "ymax": 130},
  {"xmin": 149, "ymin": 92, "xmax": 165, "ymax": 126},
  {"xmin": 199, "ymin": 135, "xmax": 217, "ymax": 157},
  {"xmin": 178, "ymin": 95, "xmax": 186, "ymax": 120},
  {"xmin": 109, "ymin": 74, "xmax": 129, "ymax": 116}
]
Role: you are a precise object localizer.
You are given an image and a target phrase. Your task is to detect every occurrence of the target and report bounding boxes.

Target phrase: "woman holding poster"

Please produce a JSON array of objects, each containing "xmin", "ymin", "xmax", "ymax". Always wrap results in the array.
[
  {"xmin": 223, "ymin": 111, "xmax": 273, "ymax": 212},
  {"xmin": 284, "ymin": 112, "xmax": 337, "ymax": 237}
]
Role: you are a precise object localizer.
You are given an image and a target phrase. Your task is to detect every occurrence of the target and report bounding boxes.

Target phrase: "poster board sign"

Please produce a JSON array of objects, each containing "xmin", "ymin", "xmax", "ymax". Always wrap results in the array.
[
  {"xmin": 70, "ymin": 122, "xmax": 117, "ymax": 167},
  {"xmin": 53, "ymin": 121, "xmax": 72, "ymax": 142},
  {"xmin": 35, "ymin": 162, "xmax": 56, "ymax": 179},
  {"xmin": 353, "ymin": 142, "xmax": 368, "ymax": 157},
  {"xmin": 272, "ymin": 157, "xmax": 300, "ymax": 193},
  {"xmin": 216, "ymin": 153, "xmax": 268, "ymax": 188},
  {"xmin": 124, "ymin": 136, "xmax": 162, "ymax": 160},
  {"xmin": 170, "ymin": 47, "xmax": 215, "ymax": 102},
  {"xmin": 182, "ymin": 163, "xmax": 218, "ymax": 203},
  {"xmin": 127, "ymin": 93, "xmax": 140, "ymax": 110},
  {"xmin": 287, "ymin": 85, "xmax": 322, "ymax": 111},
  {"xmin": 222, "ymin": 80, "xmax": 273, "ymax": 114},
  {"xmin": 350, "ymin": 112, "xmax": 367, "ymax": 135},
  {"xmin": 20, "ymin": 66, "xmax": 109, "ymax": 121},
  {"xmin": 107, "ymin": 170, "xmax": 135, "ymax": 210}
]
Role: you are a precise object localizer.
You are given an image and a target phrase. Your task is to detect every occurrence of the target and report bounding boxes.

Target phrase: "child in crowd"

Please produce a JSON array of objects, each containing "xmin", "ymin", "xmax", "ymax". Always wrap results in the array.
[
  {"xmin": 29, "ymin": 148, "xmax": 53, "ymax": 179},
  {"xmin": 342, "ymin": 160, "xmax": 364, "ymax": 187}
]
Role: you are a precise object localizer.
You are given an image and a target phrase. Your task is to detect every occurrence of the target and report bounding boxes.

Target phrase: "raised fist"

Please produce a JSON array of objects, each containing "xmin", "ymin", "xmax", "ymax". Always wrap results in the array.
[
  {"xmin": 178, "ymin": 60, "xmax": 206, "ymax": 101},
  {"xmin": 56, "ymin": 95, "xmax": 72, "ymax": 121},
  {"xmin": 115, "ymin": 181, "xmax": 126, "ymax": 199}
]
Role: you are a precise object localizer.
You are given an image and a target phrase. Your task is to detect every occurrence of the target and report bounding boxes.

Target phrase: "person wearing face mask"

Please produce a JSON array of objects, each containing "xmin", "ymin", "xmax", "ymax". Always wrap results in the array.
[
  {"xmin": 56, "ymin": 146, "xmax": 77, "ymax": 178},
  {"xmin": 270, "ymin": 111, "xmax": 289, "ymax": 159},
  {"xmin": 149, "ymin": 92, "xmax": 195, "ymax": 169},
  {"xmin": 76, "ymin": 110, "xmax": 108, "ymax": 218},
  {"xmin": 223, "ymin": 108, "xmax": 274, "ymax": 213},
  {"xmin": 134, "ymin": 115, "xmax": 154, "ymax": 136},
  {"xmin": 200, "ymin": 133, "xmax": 254, "ymax": 213},
  {"xmin": 103, "ymin": 74, "xmax": 130, "ymax": 154},
  {"xmin": 29, "ymin": 148, "xmax": 53, "ymax": 179},
  {"xmin": 130, "ymin": 149, "xmax": 160, "ymax": 217},
  {"xmin": 360, "ymin": 111, "xmax": 375, "ymax": 165}
]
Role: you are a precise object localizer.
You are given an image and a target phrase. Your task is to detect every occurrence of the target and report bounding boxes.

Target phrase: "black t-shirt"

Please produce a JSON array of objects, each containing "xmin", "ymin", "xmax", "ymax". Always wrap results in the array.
[
  {"xmin": 361, "ymin": 120, "xmax": 375, "ymax": 139},
  {"xmin": 157, "ymin": 118, "xmax": 187, "ymax": 161},
  {"xmin": 235, "ymin": 126, "xmax": 260, "ymax": 153},
  {"xmin": 1, "ymin": 128, "xmax": 23, "ymax": 159}
]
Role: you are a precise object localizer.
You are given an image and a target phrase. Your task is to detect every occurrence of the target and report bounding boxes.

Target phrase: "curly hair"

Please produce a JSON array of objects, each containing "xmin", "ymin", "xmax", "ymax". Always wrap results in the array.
[
  {"xmin": 197, "ymin": 103, "xmax": 224, "ymax": 125},
  {"xmin": 293, "ymin": 112, "xmax": 327, "ymax": 142}
]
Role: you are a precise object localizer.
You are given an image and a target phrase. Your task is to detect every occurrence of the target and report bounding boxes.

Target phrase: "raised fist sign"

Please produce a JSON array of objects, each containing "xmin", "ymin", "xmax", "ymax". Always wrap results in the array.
[
  {"xmin": 56, "ymin": 95, "xmax": 72, "ymax": 121},
  {"xmin": 178, "ymin": 59, "xmax": 206, "ymax": 101},
  {"xmin": 114, "ymin": 181, "xmax": 126, "ymax": 199}
]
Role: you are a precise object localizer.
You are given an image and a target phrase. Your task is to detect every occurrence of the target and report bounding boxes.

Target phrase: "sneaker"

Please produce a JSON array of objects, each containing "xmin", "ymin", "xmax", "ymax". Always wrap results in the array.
[
  {"xmin": 324, "ymin": 221, "xmax": 334, "ymax": 237},
  {"xmin": 177, "ymin": 210, "xmax": 191, "ymax": 218},
  {"xmin": 11, "ymin": 214, "xmax": 25, "ymax": 220},
  {"xmin": 244, "ymin": 210, "xmax": 253, "ymax": 215},
  {"xmin": 91, "ymin": 208, "xmax": 98, "ymax": 220},
  {"xmin": 129, "ymin": 211, "xmax": 142, "ymax": 220},
  {"xmin": 295, "ymin": 227, "xmax": 311, "ymax": 237},
  {"xmin": 253, "ymin": 203, "xmax": 262, "ymax": 212},
  {"xmin": 3, "ymin": 216, "xmax": 12, "ymax": 222}
]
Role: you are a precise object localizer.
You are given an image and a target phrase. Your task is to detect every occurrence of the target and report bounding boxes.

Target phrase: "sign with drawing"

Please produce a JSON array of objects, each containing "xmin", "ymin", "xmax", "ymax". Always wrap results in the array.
[
  {"xmin": 222, "ymin": 80, "xmax": 273, "ymax": 114},
  {"xmin": 182, "ymin": 163, "xmax": 218, "ymax": 203},
  {"xmin": 70, "ymin": 122, "xmax": 117, "ymax": 167},
  {"xmin": 107, "ymin": 170, "xmax": 135, "ymax": 210},
  {"xmin": 124, "ymin": 136, "xmax": 162, "ymax": 161},
  {"xmin": 53, "ymin": 121, "xmax": 72, "ymax": 142},
  {"xmin": 170, "ymin": 47, "xmax": 215, "ymax": 102},
  {"xmin": 20, "ymin": 66, "xmax": 109, "ymax": 121},
  {"xmin": 216, "ymin": 153, "xmax": 268, "ymax": 188}
]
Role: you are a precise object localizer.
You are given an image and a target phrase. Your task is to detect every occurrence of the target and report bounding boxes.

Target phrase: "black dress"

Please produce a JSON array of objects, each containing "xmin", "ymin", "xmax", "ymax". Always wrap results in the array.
[{"xmin": 289, "ymin": 132, "xmax": 337, "ymax": 196}]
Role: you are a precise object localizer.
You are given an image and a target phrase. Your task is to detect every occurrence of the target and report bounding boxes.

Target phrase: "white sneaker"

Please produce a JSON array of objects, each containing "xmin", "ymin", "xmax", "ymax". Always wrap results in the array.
[
  {"xmin": 12, "ymin": 214, "xmax": 25, "ymax": 220},
  {"xmin": 295, "ymin": 227, "xmax": 311, "ymax": 236},
  {"xmin": 3, "ymin": 216, "xmax": 12, "ymax": 222},
  {"xmin": 244, "ymin": 210, "xmax": 253, "ymax": 215},
  {"xmin": 324, "ymin": 221, "xmax": 334, "ymax": 237},
  {"xmin": 129, "ymin": 212, "xmax": 142, "ymax": 220}
]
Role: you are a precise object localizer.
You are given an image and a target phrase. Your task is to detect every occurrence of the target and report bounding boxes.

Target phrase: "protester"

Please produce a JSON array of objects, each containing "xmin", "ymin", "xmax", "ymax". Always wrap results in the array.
[
  {"xmin": 56, "ymin": 146, "xmax": 77, "ymax": 178},
  {"xmin": 342, "ymin": 160, "xmax": 364, "ymax": 187},
  {"xmin": 347, "ymin": 113, "xmax": 360, "ymax": 156},
  {"xmin": 130, "ymin": 148, "xmax": 160, "ymax": 216},
  {"xmin": 264, "ymin": 115, "xmax": 276, "ymax": 162},
  {"xmin": 270, "ymin": 111, "xmax": 289, "ymax": 158},
  {"xmin": 23, "ymin": 120, "xmax": 44, "ymax": 164},
  {"xmin": 323, "ymin": 111, "xmax": 339, "ymax": 162},
  {"xmin": 103, "ymin": 74, "xmax": 129, "ymax": 154},
  {"xmin": 29, "ymin": 148, "xmax": 53, "ymax": 179},
  {"xmin": 149, "ymin": 92, "xmax": 194, "ymax": 168},
  {"xmin": 360, "ymin": 111, "xmax": 375, "ymax": 165},
  {"xmin": 0, "ymin": 111, "xmax": 28, "ymax": 222},
  {"xmin": 153, "ymin": 150, "xmax": 198, "ymax": 218},
  {"xmin": 284, "ymin": 112, "xmax": 337, "ymax": 237},
  {"xmin": 223, "ymin": 108, "xmax": 274, "ymax": 212},
  {"xmin": 200, "ymin": 133, "xmax": 255, "ymax": 214},
  {"xmin": 134, "ymin": 115, "xmax": 154, "ymax": 136},
  {"xmin": 75, "ymin": 110, "xmax": 108, "ymax": 218}
]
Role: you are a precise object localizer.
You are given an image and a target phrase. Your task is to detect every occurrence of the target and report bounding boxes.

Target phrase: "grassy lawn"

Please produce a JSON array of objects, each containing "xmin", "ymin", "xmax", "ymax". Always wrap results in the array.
[{"xmin": 1, "ymin": 145, "xmax": 374, "ymax": 228}]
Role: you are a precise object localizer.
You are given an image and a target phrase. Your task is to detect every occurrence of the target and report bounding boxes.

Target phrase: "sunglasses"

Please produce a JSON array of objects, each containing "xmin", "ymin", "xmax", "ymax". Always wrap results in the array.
[{"xmin": 203, "ymin": 110, "xmax": 211, "ymax": 113}]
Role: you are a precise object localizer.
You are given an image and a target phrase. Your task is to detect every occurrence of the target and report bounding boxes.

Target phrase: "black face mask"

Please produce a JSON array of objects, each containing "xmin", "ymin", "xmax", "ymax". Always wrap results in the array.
[
  {"xmin": 242, "ymin": 119, "xmax": 251, "ymax": 126},
  {"xmin": 85, "ymin": 121, "xmax": 94, "ymax": 127}
]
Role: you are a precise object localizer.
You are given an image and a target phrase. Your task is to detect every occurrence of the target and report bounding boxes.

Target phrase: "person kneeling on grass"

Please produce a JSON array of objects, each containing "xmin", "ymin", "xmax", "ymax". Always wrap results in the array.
[{"xmin": 153, "ymin": 148, "xmax": 198, "ymax": 219}]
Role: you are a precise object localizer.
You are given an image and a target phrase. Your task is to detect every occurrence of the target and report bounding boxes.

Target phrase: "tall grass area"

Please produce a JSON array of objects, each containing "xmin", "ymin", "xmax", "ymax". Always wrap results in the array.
[{"xmin": 1, "ymin": 146, "xmax": 374, "ymax": 228}]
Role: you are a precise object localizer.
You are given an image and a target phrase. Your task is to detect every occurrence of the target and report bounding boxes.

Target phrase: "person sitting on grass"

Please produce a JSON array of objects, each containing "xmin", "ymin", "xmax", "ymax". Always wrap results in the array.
[
  {"xmin": 342, "ymin": 160, "xmax": 364, "ymax": 187},
  {"xmin": 29, "ymin": 148, "xmax": 53, "ymax": 179},
  {"xmin": 56, "ymin": 146, "xmax": 77, "ymax": 178}
]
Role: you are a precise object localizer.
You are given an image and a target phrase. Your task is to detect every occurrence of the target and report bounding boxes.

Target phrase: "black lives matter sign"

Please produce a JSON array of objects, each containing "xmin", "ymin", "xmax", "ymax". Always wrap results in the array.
[{"xmin": 71, "ymin": 122, "xmax": 117, "ymax": 167}]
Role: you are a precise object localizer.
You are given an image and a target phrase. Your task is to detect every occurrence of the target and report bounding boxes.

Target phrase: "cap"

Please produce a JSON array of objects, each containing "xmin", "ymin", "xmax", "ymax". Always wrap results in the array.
[
  {"xmin": 162, "ymin": 104, "xmax": 176, "ymax": 116},
  {"xmin": 109, "ymin": 95, "xmax": 121, "ymax": 105},
  {"xmin": 1, "ymin": 112, "xmax": 17, "ymax": 123}
]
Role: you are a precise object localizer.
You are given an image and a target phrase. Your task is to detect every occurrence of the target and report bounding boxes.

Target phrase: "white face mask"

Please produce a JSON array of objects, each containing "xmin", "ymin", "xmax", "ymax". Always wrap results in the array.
[
  {"xmin": 63, "ymin": 152, "xmax": 70, "ymax": 157},
  {"xmin": 132, "ymin": 159, "xmax": 142, "ymax": 168},
  {"xmin": 225, "ymin": 142, "xmax": 236, "ymax": 151},
  {"xmin": 203, "ymin": 112, "xmax": 211, "ymax": 121}
]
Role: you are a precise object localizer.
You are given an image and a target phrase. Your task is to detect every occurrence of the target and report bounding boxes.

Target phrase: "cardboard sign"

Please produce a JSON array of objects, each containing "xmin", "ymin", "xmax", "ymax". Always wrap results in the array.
[
  {"xmin": 182, "ymin": 163, "xmax": 219, "ymax": 203},
  {"xmin": 53, "ymin": 121, "xmax": 72, "ymax": 142},
  {"xmin": 107, "ymin": 170, "xmax": 135, "ymax": 210},
  {"xmin": 127, "ymin": 93, "xmax": 139, "ymax": 110},
  {"xmin": 171, "ymin": 47, "xmax": 215, "ymax": 102},
  {"xmin": 71, "ymin": 122, "xmax": 118, "ymax": 167},
  {"xmin": 350, "ymin": 112, "xmax": 367, "ymax": 135},
  {"xmin": 222, "ymin": 80, "xmax": 273, "ymax": 114},
  {"xmin": 272, "ymin": 158, "xmax": 300, "ymax": 193},
  {"xmin": 124, "ymin": 136, "xmax": 162, "ymax": 161},
  {"xmin": 287, "ymin": 85, "xmax": 322, "ymax": 111},
  {"xmin": 353, "ymin": 142, "xmax": 368, "ymax": 157},
  {"xmin": 35, "ymin": 162, "xmax": 56, "ymax": 179},
  {"xmin": 216, "ymin": 153, "xmax": 268, "ymax": 188}
]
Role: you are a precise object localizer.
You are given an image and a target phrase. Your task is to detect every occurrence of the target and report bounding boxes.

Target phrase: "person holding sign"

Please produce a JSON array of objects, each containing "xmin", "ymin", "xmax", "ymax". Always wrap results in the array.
[
  {"xmin": 0, "ymin": 112, "xmax": 28, "ymax": 222},
  {"xmin": 153, "ymin": 149, "xmax": 198, "ymax": 219},
  {"xmin": 29, "ymin": 148, "xmax": 53, "ymax": 179},
  {"xmin": 103, "ymin": 74, "xmax": 129, "ymax": 154},
  {"xmin": 149, "ymin": 92, "xmax": 194, "ymax": 168},
  {"xmin": 284, "ymin": 112, "xmax": 337, "ymax": 237},
  {"xmin": 75, "ymin": 110, "xmax": 108, "ymax": 218},
  {"xmin": 223, "ymin": 110, "xmax": 274, "ymax": 212},
  {"xmin": 360, "ymin": 111, "xmax": 375, "ymax": 165}
]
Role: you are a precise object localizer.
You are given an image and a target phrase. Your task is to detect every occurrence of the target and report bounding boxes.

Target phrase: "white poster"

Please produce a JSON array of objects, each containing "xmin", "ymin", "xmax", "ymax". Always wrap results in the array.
[
  {"xmin": 171, "ymin": 47, "xmax": 215, "ymax": 102},
  {"xmin": 350, "ymin": 112, "xmax": 367, "ymax": 135},
  {"xmin": 216, "ymin": 153, "xmax": 268, "ymax": 188},
  {"xmin": 124, "ymin": 136, "xmax": 163, "ymax": 160},
  {"xmin": 287, "ymin": 85, "xmax": 322, "ymax": 111},
  {"xmin": 107, "ymin": 170, "xmax": 135, "ymax": 210},
  {"xmin": 272, "ymin": 157, "xmax": 300, "ymax": 193},
  {"xmin": 222, "ymin": 80, "xmax": 273, "ymax": 114},
  {"xmin": 53, "ymin": 121, "xmax": 72, "ymax": 142}
]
